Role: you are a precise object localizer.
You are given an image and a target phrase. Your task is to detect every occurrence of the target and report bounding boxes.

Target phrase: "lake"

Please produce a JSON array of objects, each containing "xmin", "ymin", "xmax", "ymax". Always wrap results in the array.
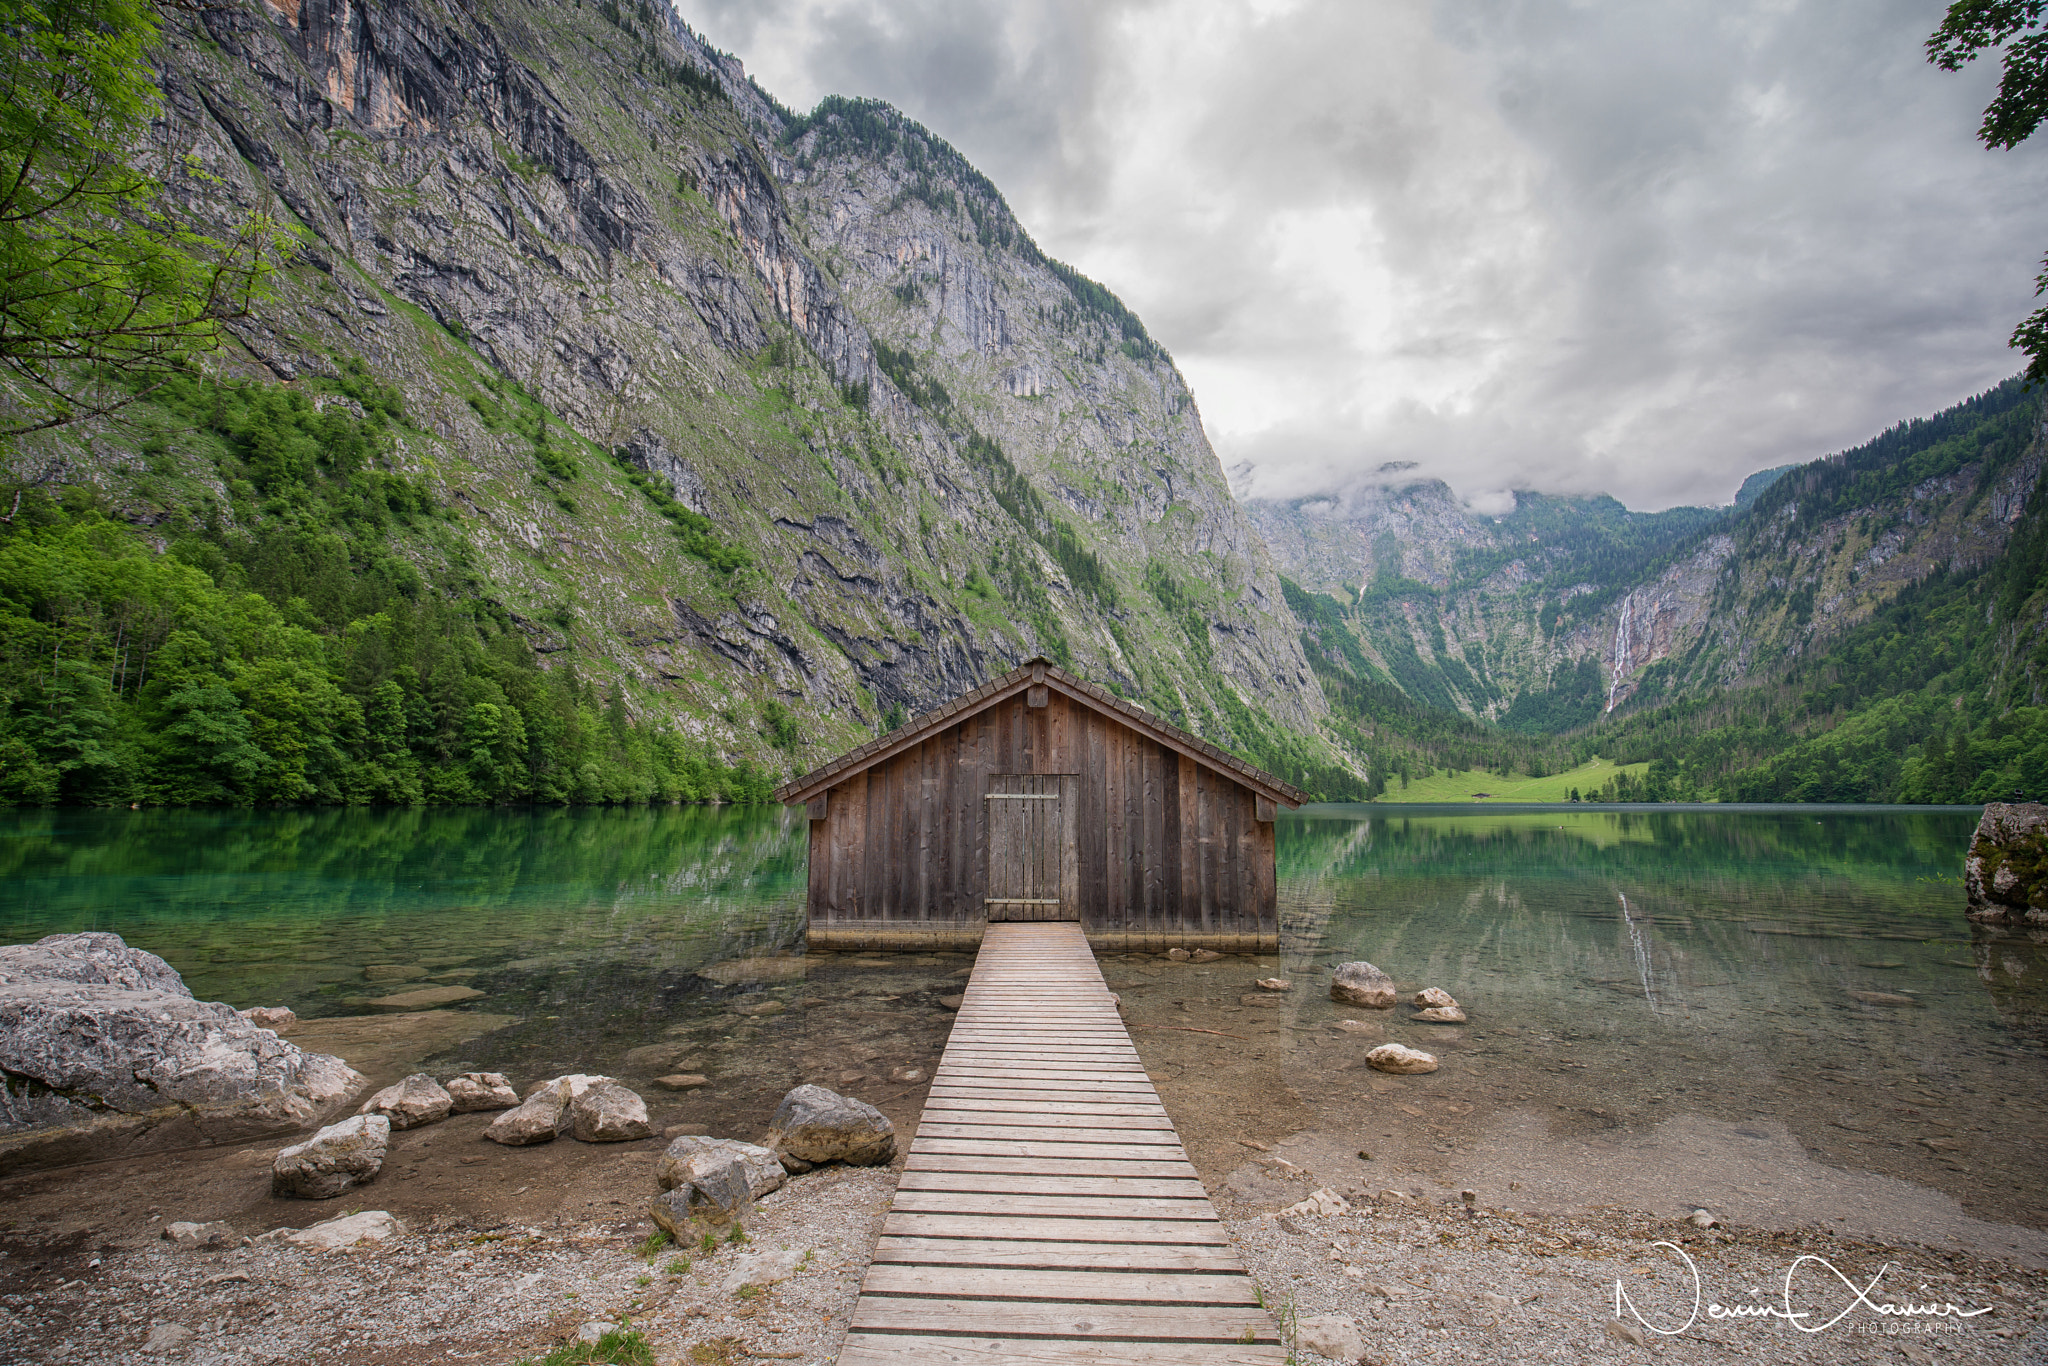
[{"xmin": 4, "ymin": 802, "xmax": 2041, "ymax": 1247}]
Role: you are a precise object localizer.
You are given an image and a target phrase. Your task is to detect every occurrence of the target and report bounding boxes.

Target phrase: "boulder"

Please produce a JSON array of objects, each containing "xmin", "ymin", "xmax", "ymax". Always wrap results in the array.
[
  {"xmin": 0, "ymin": 932, "xmax": 365, "ymax": 1177},
  {"xmin": 1966, "ymin": 803, "xmax": 2048, "ymax": 924},
  {"xmin": 1413, "ymin": 1006, "xmax": 1467, "ymax": 1023},
  {"xmin": 1295, "ymin": 1315, "xmax": 1366, "ymax": 1362},
  {"xmin": 237, "ymin": 1006, "xmax": 296, "ymax": 1032},
  {"xmin": 1189, "ymin": 949, "xmax": 1224, "ymax": 963},
  {"xmin": 163, "ymin": 1220, "xmax": 234, "ymax": 1249},
  {"xmin": 1413, "ymin": 987, "xmax": 1458, "ymax": 1009},
  {"xmin": 271, "ymin": 1114, "xmax": 389, "ymax": 1198},
  {"xmin": 1367, "ymin": 1043, "xmax": 1439, "ymax": 1074},
  {"xmin": 569, "ymin": 1080, "xmax": 651, "ymax": 1142},
  {"xmin": 487, "ymin": 1075, "xmax": 615, "ymax": 1145},
  {"xmin": 282, "ymin": 1209, "xmax": 406, "ymax": 1250},
  {"xmin": 1254, "ymin": 978, "xmax": 1290, "ymax": 991},
  {"xmin": 761, "ymin": 1084, "xmax": 895, "ymax": 1171},
  {"xmin": 649, "ymin": 1149, "xmax": 754, "ymax": 1235},
  {"xmin": 657, "ymin": 1135, "xmax": 786, "ymax": 1200},
  {"xmin": 1331, "ymin": 961, "xmax": 1397, "ymax": 1008},
  {"xmin": 1166, "ymin": 948, "xmax": 1191, "ymax": 961},
  {"xmin": 356, "ymin": 1073, "xmax": 453, "ymax": 1129},
  {"xmin": 444, "ymin": 1072, "xmax": 519, "ymax": 1112}
]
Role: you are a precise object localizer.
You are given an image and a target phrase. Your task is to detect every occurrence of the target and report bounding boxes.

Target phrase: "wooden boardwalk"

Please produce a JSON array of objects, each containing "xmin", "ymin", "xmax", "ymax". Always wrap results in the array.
[{"xmin": 837, "ymin": 922, "xmax": 1285, "ymax": 1365}]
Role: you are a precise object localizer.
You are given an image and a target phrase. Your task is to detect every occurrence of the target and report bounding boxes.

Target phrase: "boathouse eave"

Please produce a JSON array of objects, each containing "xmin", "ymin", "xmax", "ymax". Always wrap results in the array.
[{"xmin": 772, "ymin": 658, "xmax": 1312, "ymax": 809}]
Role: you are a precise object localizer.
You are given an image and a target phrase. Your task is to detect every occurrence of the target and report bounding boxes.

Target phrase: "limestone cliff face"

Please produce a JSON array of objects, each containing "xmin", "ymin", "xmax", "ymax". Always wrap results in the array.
[
  {"xmin": 82, "ymin": 0, "xmax": 1327, "ymax": 772},
  {"xmin": 1249, "ymin": 405, "xmax": 2047, "ymax": 723}
]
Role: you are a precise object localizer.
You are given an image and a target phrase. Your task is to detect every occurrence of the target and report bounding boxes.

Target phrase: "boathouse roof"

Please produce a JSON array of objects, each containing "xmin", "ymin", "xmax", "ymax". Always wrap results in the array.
[{"xmin": 773, "ymin": 657, "xmax": 1313, "ymax": 808}]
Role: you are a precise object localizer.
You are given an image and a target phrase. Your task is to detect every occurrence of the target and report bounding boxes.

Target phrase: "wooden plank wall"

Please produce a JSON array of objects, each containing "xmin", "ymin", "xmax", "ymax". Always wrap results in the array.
[{"xmin": 808, "ymin": 692, "xmax": 1276, "ymax": 939}]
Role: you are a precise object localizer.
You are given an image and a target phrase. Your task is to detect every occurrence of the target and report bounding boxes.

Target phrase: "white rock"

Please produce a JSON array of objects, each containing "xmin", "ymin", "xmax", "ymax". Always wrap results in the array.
[
  {"xmin": 569, "ymin": 1080, "xmax": 651, "ymax": 1142},
  {"xmin": 658, "ymin": 1136, "xmax": 786, "ymax": 1200},
  {"xmin": 162, "ymin": 1220, "xmax": 233, "ymax": 1248},
  {"xmin": 237, "ymin": 1005, "xmax": 296, "ymax": 1031},
  {"xmin": 282, "ymin": 1209, "xmax": 406, "ymax": 1251},
  {"xmin": 719, "ymin": 1246, "xmax": 805, "ymax": 1293},
  {"xmin": 1689, "ymin": 1208, "xmax": 1718, "ymax": 1228},
  {"xmin": 1330, "ymin": 961, "xmax": 1396, "ymax": 1008},
  {"xmin": 1366, "ymin": 1043, "xmax": 1438, "ymax": 1074},
  {"xmin": 0, "ymin": 932, "xmax": 364, "ymax": 1159},
  {"xmin": 356, "ymin": 1073, "xmax": 453, "ymax": 1129},
  {"xmin": 1413, "ymin": 1005, "xmax": 1467, "ymax": 1023},
  {"xmin": 444, "ymin": 1071, "xmax": 518, "ymax": 1112},
  {"xmin": 1295, "ymin": 1314, "xmax": 1366, "ymax": 1361},
  {"xmin": 1279, "ymin": 1187, "xmax": 1350, "ymax": 1219},
  {"xmin": 1254, "ymin": 977, "xmax": 1290, "ymax": 991},
  {"xmin": 1413, "ymin": 987, "xmax": 1458, "ymax": 1009},
  {"xmin": 485, "ymin": 1085, "xmax": 567, "ymax": 1145},
  {"xmin": 271, "ymin": 1114, "xmax": 389, "ymax": 1198}
]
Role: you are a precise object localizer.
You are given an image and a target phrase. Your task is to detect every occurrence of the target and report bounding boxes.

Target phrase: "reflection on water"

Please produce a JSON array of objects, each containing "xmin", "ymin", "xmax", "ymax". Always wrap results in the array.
[
  {"xmin": 1265, "ymin": 803, "xmax": 2048, "ymax": 1227},
  {"xmin": 4, "ymin": 802, "xmax": 2044, "ymax": 1228}
]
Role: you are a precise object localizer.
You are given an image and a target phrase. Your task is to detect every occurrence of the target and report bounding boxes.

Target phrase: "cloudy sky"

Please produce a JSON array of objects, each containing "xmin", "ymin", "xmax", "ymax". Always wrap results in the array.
[{"xmin": 680, "ymin": 0, "xmax": 2048, "ymax": 512}]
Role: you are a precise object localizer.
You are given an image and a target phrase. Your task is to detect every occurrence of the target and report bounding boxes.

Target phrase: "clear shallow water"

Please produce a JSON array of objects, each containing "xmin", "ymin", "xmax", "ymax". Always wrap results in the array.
[{"xmin": 3, "ymin": 802, "xmax": 2043, "ymax": 1227}]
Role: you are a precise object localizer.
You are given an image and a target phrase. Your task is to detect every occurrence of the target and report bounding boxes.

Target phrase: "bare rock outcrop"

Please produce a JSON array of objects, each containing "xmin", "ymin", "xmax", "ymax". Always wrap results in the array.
[
  {"xmin": 1966, "ymin": 802, "xmax": 2048, "ymax": 925},
  {"xmin": 0, "ymin": 933, "xmax": 364, "ymax": 1176}
]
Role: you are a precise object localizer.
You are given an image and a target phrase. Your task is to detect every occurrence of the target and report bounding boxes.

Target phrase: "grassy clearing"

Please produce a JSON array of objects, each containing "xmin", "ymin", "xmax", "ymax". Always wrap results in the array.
[{"xmin": 1373, "ymin": 757, "xmax": 1650, "ymax": 804}]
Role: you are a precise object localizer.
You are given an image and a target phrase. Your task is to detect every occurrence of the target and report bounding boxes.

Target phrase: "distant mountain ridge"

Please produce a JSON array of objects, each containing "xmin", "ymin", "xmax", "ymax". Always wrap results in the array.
[{"xmin": 1251, "ymin": 377, "xmax": 2045, "ymax": 736}]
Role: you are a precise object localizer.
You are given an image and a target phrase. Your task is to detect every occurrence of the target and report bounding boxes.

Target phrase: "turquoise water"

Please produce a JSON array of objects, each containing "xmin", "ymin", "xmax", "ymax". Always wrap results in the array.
[{"xmin": 3, "ymin": 802, "xmax": 2041, "ymax": 1222}]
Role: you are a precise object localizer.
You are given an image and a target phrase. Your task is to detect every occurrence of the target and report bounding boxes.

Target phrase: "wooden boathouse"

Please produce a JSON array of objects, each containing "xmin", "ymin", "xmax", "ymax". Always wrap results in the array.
[{"xmin": 773, "ymin": 658, "xmax": 1308, "ymax": 954}]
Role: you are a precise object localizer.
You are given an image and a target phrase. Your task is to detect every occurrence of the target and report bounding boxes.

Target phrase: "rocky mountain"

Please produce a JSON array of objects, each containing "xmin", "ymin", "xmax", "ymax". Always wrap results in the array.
[
  {"xmin": 1249, "ymin": 378, "xmax": 2047, "ymax": 733},
  {"xmin": 14, "ymin": 0, "xmax": 1330, "ymax": 788}
]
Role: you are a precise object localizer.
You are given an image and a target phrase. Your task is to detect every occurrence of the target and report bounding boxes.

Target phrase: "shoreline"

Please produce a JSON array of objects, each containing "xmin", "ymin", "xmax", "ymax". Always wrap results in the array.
[{"xmin": 0, "ymin": 1115, "xmax": 2041, "ymax": 1366}]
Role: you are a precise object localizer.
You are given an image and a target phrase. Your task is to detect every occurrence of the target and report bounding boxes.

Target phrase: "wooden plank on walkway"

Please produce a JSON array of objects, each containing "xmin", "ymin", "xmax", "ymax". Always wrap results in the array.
[{"xmin": 843, "ymin": 921, "xmax": 1281, "ymax": 1364}]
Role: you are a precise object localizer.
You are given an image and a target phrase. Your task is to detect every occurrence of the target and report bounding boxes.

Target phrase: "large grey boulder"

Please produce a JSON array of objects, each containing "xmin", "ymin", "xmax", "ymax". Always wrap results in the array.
[
  {"xmin": 569, "ymin": 1080, "xmax": 651, "ymax": 1142},
  {"xmin": 1330, "ymin": 961, "xmax": 1397, "ymax": 1008},
  {"xmin": 271, "ymin": 1114, "xmax": 389, "ymax": 1198},
  {"xmin": 657, "ymin": 1135, "xmax": 785, "ymax": 1200},
  {"xmin": 648, "ymin": 1148, "xmax": 754, "ymax": 1235},
  {"xmin": 356, "ymin": 1073, "xmax": 453, "ymax": 1129},
  {"xmin": 0, "ymin": 933, "xmax": 365, "ymax": 1176},
  {"xmin": 761, "ymin": 1084, "xmax": 895, "ymax": 1172},
  {"xmin": 1966, "ymin": 802, "xmax": 2048, "ymax": 925}
]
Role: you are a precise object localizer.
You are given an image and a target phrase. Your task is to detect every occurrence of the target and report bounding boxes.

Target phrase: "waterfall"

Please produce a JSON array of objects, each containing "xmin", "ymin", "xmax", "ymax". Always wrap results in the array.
[{"xmin": 1604, "ymin": 597, "xmax": 1634, "ymax": 714}]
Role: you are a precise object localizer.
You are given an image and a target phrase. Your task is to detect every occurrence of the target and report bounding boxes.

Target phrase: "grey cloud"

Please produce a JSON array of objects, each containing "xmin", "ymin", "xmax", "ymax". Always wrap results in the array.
[{"xmin": 677, "ymin": 0, "xmax": 2048, "ymax": 511}]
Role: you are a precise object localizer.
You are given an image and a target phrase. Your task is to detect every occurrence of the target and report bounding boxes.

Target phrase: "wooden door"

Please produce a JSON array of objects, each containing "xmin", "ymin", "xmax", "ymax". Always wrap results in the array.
[{"xmin": 983, "ymin": 773, "xmax": 1079, "ymax": 921}]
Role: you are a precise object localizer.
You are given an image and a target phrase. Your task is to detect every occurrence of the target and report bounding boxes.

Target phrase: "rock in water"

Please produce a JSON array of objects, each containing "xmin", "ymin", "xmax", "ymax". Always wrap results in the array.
[
  {"xmin": 1331, "ymin": 961, "xmax": 1397, "ymax": 1008},
  {"xmin": 271, "ymin": 1114, "xmax": 390, "ymax": 1198},
  {"xmin": 1166, "ymin": 948, "xmax": 1191, "ymax": 961},
  {"xmin": 1413, "ymin": 987, "xmax": 1458, "ymax": 1009},
  {"xmin": 1189, "ymin": 949, "xmax": 1224, "ymax": 962},
  {"xmin": 761, "ymin": 1084, "xmax": 895, "ymax": 1171},
  {"xmin": 237, "ymin": 1006, "xmax": 297, "ymax": 1032},
  {"xmin": 0, "ymin": 932, "xmax": 365, "ymax": 1176},
  {"xmin": 649, "ymin": 1150, "xmax": 754, "ymax": 1235},
  {"xmin": 569, "ymin": 1080, "xmax": 651, "ymax": 1142},
  {"xmin": 444, "ymin": 1072, "xmax": 519, "ymax": 1112},
  {"xmin": 1366, "ymin": 1043, "xmax": 1439, "ymax": 1075},
  {"xmin": 1413, "ymin": 1006, "xmax": 1467, "ymax": 1023},
  {"xmin": 1295, "ymin": 1315, "xmax": 1366, "ymax": 1362},
  {"xmin": 1254, "ymin": 977, "xmax": 1290, "ymax": 991},
  {"xmin": 657, "ymin": 1135, "xmax": 786, "ymax": 1200},
  {"xmin": 1965, "ymin": 802, "xmax": 2048, "ymax": 925},
  {"xmin": 356, "ymin": 1073, "xmax": 453, "ymax": 1129}
]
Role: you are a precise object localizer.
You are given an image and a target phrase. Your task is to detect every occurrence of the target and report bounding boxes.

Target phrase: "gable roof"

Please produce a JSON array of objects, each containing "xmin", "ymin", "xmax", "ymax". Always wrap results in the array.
[{"xmin": 773, "ymin": 657, "xmax": 1313, "ymax": 807}]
